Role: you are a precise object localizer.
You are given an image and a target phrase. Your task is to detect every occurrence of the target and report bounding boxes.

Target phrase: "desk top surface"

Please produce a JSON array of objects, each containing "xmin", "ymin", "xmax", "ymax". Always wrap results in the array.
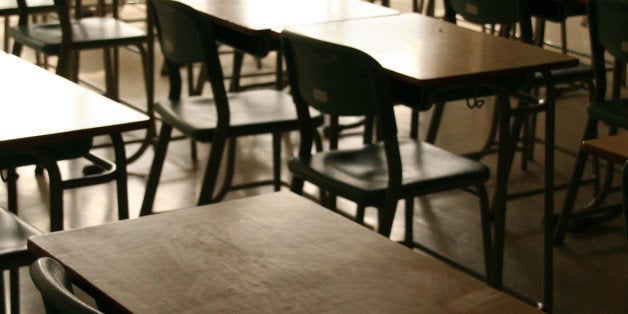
[
  {"xmin": 0, "ymin": 54, "xmax": 150, "ymax": 150},
  {"xmin": 176, "ymin": 0, "xmax": 399, "ymax": 37},
  {"xmin": 29, "ymin": 191, "xmax": 537, "ymax": 313},
  {"xmin": 286, "ymin": 13, "xmax": 579, "ymax": 88}
]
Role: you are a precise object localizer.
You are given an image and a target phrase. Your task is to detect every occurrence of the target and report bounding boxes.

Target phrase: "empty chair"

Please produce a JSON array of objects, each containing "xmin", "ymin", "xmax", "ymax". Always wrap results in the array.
[
  {"xmin": 425, "ymin": 0, "xmax": 593, "ymax": 165},
  {"xmin": 530, "ymin": 0, "xmax": 588, "ymax": 55},
  {"xmin": 282, "ymin": 30, "xmax": 492, "ymax": 281},
  {"xmin": 8, "ymin": 0, "xmax": 154, "ymax": 162},
  {"xmin": 0, "ymin": 206, "xmax": 41, "ymax": 313},
  {"xmin": 140, "ymin": 0, "xmax": 322, "ymax": 215},
  {"xmin": 0, "ymin": 0, "xmax": 54, "ymax": 52},
  {"xmin": 556, "ymin": 0, "xmax": 628, "ymax": 244},
  {"xmin": 29, "ymin": 257, "xmax": 101, "ymax": 314},
  {"xmin": 0, "ymin": 134, "xmax": 131, "ymax": 232}
]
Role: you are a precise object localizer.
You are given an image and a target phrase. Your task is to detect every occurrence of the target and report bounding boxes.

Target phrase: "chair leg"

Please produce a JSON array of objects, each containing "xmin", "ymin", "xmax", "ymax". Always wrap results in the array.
[
  {"xmin": 103, "ymin": 47, "xmax": 119, "ymax": 101},
  {"xmin": 290, "ymin": 175, "xmax": 305, "ymax": 195},
  {"xmin": 229, "ymin": 50, "xmax": 245, "ymax": 92},
  {"xmin": 481, "ymin": 102, "xmax": 500, "ymax": 154},
  {"xmin": 554, "ymin": 119, "xmax": 598, "ymax": 244},
  {"xmin": 355, "ymin": 205, "xmax": 366, "ymax": 224},
  {"xmin": 139, "ymin": 123, "xmax": 173, "ymax": 217}
]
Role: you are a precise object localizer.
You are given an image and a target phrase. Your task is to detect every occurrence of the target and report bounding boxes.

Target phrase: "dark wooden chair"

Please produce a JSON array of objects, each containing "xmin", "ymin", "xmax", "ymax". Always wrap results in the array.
[
  {"xmin": 556, "ymin": 0, "xmax": 628, "ymax": 244},
  {"xmin": 29, "ymin": 257, "xmax": 102, "ymax": 314},
  {"xmin": 140, "ymin": 0, "xmax": 323, "ymax": 215},
  {"xmin": 7, "ymin": 0, "xmax": 154, "ymax": 162},
  {"xmin": 282, "ymin": 30, "xmax": 492, "ymax": 281},
  {"xmin": 436, "ymin": 0, "xmax": 593, "ymax": 168},
  {"xmin": 0, "ymin": 206, "xmax": 41, "ymax": 313},
  {"xmin": 0, "ymin": 0, "xmax": 54, "ymax": 52},
  {"xmin": 0, "ymin": 134, "xmax": 130, "ymax": 232},
  {"xmin": 530, "ymin": 0, "xmax": 588, "ymax": 55}
]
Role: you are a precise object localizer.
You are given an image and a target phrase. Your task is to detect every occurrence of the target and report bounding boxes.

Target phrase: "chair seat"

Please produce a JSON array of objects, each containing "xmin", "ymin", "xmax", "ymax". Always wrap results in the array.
[
  {"xmin": 0, "ymin": 138, "xmax": 92, "ymax": 169},
  {"xmin": 587, "ymin": 98, "xmax": 628, "ymax": 129},
  {"xmin": 533, "ymin": 63, "xmax": 594, "ymax": 86},
  {"xmin": 288, "ymin": 139, "xmax": 490, "ymax": 204},
  {"xmin": 155, "ymin": 89, "xmax": 318, "ymax": 141},
  {"xmin": 0, "ymin": 208, "xmax": 41, "ymax": 268},
  {"xmin": 7, "ymin": 17, "xmax": 146, "ymax": 54}
]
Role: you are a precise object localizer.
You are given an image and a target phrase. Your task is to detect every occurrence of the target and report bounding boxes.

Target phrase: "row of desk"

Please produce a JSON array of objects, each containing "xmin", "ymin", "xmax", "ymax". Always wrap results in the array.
[{"xmin": 8, "ymin": 0, "xmax": 578, "ymax": 311}]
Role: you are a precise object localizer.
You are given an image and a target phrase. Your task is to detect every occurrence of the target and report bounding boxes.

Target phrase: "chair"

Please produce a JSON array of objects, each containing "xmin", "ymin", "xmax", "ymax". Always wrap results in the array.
[
  {"xmin": 8, "ymin": 0, "xmax": 154, "ymax": 162},
  {"xmin": 437, "ymin": 0, "xmax": 593, "ymax": 167},
  {"xmin": 29, "ymin": 257, "xmax": 102, "ymax": 314},
  {"xmin": 0, "ymin": 206, "xmax": 41, "ymax": 314},
  {"xmin": 0, "ymin": 0, "xmax": 54, "ymax": 52},
  {"xmin": 530, "ymin": 0, "xmax": 588, "ymax": 55},
  {"xmin": 281, "ymin": 30, "xmax": 492, "ymax": 280},
  {"xmin": 555, "ymin": 0, "xmax": 628, "ymax": 244},
  {"xmin": 139, "ymin": 0, "xmax": 322, "ymax": 215},
  {"xmin": 0, "ymin": 133, "xmax": 132, "ymax": 232}
]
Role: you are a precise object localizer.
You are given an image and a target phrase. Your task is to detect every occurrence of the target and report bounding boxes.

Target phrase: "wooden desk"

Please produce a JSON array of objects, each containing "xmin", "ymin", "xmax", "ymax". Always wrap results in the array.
[
  {"xmin": 161, "ymin": 0, "xmax": 399, "ymax": 89},
  {"xmin": 0, "ymin": 53, "xmax": 150, "ymax": 224},
  {"xmin": 28, "ymin": 191, "xmax": 537, "ymax": 313},
  {"xmin": 285, "ymin": 13, "xmax": 579, "ymax": 311},
  {"xmin": 178, "ymin": 0, "xmax": 399, "ymax": 42}
]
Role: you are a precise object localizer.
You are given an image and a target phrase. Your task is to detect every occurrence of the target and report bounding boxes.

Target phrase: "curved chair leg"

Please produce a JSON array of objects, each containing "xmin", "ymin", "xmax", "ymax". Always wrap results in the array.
[
  {"xmin": 229, "ymin": 50, "xmax": 245, "ymax": 92},
  {"xmin": 554, "ymin": 119, "xmax": 598, "ymax": 244},
  {"xmin": 139, "ymin": 123, "xmax": 173, "ymax": 216},
  {"xmin": 126, "ymin": 44, "xmax": 156, "ymax": 164}
]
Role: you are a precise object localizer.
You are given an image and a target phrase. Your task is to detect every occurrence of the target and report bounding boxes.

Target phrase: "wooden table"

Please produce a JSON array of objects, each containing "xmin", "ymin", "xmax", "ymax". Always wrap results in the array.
[
  {"xmin": 0, "ymin": 53, "xmax": 150, "ymax": 226},
  {"xmin": 160, "ymin": 0, "xmax": 399, "ymax": 89},
  {"xmin": 285, "ymin": 13, "xmax": 579, "ymax": 311},
  {"xmin": 28, "ymin": 191, "xmax": 537, "ymax": 313}
]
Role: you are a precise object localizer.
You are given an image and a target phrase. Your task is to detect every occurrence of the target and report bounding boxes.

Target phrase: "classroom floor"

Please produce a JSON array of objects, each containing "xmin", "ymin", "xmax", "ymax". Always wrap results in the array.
[{"xmin": 2, "ymin": 1, "xmax": 626, "ymax": 313}]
